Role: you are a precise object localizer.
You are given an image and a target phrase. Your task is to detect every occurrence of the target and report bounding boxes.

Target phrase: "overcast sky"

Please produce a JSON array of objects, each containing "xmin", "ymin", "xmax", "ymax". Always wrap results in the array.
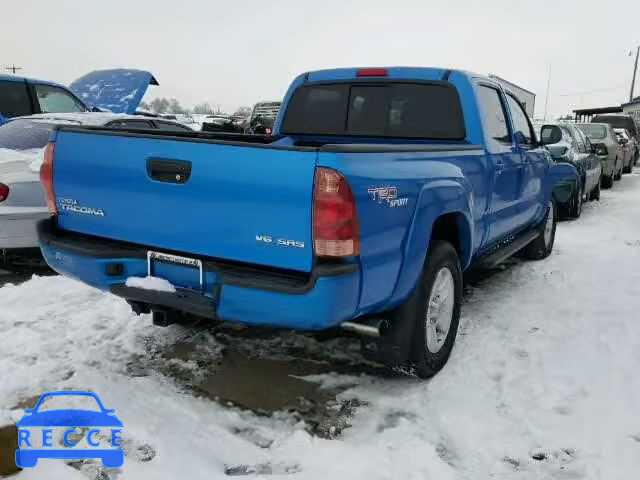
[{"xmin": 4, "ymin": 0, "xmax": 639, "ymax": 118}]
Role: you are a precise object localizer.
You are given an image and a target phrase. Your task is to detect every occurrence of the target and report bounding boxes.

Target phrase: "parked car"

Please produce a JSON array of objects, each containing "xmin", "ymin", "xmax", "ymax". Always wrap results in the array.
[
  {"xmin": 36, "ymin": 67, "xmax": 576, "ymax": 378},
  {"xmin": 0, "ymin": 113, "xmax": 193, "ymax": 252},
  {"xmin": 576, "ymin": 123, "xmax": 623, "ymax": 188},
  {"xmin": 244, "ymin": 101, "xmax": 280, "ymax": 134},
  {"xmin": 536, "ymin": 122, "xmax": 602, "ymax": 218},
  {"xmin": 201, "ymin": 115, "xmax": 244, "ymax": 133},
  {"xmin": 0, "ymin": 69, "xmax": 159, "ymax": 126},
  {"xmin": 613, "ymin": 128, "xmax": 635, "ymax": 173},
  {"xmin": 591, "ymin": 113, "xmax": 639, "ymax": 164}
]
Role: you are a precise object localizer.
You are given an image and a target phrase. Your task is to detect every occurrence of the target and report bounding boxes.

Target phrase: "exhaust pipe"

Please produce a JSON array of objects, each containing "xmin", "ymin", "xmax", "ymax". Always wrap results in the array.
[{"xmin": 341, "ymin": 318, "xmax": 389, "ymax": 338}]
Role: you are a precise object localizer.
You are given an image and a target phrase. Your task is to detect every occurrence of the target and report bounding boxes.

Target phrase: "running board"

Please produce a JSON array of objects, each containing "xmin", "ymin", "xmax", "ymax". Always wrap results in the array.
[{"xmin": 474, "ymin": 229, "xmax": 539, "ymax": 269}]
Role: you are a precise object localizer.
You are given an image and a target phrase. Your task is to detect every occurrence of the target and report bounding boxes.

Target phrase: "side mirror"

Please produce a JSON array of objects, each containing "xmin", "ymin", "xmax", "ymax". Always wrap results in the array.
[
  {"xmin": 540, "ymin": 124, "xmax": 563, "ymax": 145},
  {"xmin": 23, "ymin": 409, "xmax": 34, "ymax": 415},
  {"xmin": 592, "ymin": 143, "xmax": 608, "ymax": 156}
]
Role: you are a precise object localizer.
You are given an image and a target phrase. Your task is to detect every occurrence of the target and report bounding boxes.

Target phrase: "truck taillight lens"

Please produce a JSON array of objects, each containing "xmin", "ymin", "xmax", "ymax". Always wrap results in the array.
[
  {"xmin": 0, "ymin": 183, "xmax": 9, "ymax": 202},
  {"xmin": 313, "ymin": 167, "xmax": 360, "ymax": 257},
  {"xmin": 40, "ymin": 142, "xmax": 57, "ymax": 215}
]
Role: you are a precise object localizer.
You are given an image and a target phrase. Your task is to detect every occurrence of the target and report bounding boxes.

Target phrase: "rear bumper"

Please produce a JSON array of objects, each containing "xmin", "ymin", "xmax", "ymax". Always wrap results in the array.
[
  {"xmin": 37, "ymin": 219, "xmax": 361, "ymax": 330},
  {"xmin": 0, "ymin": 209, "xmax": 49, "ymax": 249}
]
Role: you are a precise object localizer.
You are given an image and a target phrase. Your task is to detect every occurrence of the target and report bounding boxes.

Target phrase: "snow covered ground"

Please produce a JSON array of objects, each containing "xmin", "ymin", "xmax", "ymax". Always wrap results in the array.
[{"xmin": 1, "ymin": 169, "xmax": 640, "ymax": 480}]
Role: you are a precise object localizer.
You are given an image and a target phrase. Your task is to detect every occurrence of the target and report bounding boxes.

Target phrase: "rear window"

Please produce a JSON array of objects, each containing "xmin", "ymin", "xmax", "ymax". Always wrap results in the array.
[
  {"xmin": 0, "ymin": 119, "xmax": 55, "ymax": 150},
  {"xmin": 281, "ymin": 82, "xmax": 465, "ymax": 140},
  {"xmin": 577, "ymin": 124, "xmax": 607, "ymax": 140}
]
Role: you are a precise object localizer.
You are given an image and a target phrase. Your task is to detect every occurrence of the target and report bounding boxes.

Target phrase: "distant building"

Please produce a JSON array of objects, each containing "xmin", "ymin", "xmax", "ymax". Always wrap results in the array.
[
  {"xmin": 489, "ymin": 74, "xmax": 536, "ymax": 118},
  {"xmin": 621, "ymin": 97, "xmax": 640, "ymax": 127}
]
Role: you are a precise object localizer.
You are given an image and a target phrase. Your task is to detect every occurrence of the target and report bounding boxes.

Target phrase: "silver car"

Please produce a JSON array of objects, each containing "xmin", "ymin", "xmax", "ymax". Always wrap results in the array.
[
  {"xmin": 0, "ymin": 113, "xmax": 194, "ymax": 252},
  {"xmin": 613, "ymin": 128, "xmax": 635, "ymax": 173},
  {"xmin": 575, "ymin": 123, "xmax": 623, "ymax": 188}
]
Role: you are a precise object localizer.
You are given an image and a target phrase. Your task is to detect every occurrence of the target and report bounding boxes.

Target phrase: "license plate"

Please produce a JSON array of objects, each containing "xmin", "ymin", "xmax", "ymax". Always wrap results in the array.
[{"xmin": 147, "ymin": 251, "xmax": 204, "ymax": 292}]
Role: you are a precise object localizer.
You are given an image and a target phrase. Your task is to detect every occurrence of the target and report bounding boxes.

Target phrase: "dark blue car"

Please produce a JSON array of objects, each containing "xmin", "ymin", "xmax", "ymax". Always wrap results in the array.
[
  {"xmin": 15, "ymin": 391, "xmax": 124, "ymax": 468},
  {"xmin": 0, "ymin": 69, "xmax": 158, "ymax": 126}
]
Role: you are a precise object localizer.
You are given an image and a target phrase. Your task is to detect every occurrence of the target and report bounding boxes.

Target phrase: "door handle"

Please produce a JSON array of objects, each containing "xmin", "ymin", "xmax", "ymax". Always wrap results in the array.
[{"xmin": 146, "ymin": 158, "xmax": 192, "ymax": 184}]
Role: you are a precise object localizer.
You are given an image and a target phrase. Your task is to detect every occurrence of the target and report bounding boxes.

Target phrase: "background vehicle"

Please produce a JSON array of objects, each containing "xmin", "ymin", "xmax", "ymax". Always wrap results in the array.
[
  {"xmin": 613, "ymin": 128, "xmax": 635, "ymax": 172},
  {"xmin": 201, "ymin": 115, "xmax": 244, "ymax": 133},
  {"xmin": 37, "ymin": 67, "xmax": 576, "ymax": 378},
  {"xmin": 576, "ymin": 123, "xmax": 622, "ymax": 188},
  {"xmin": 0, "ymin": 69, "xmax": 158, "ymax": 126},
  {"xmin": 537, "ymin": 122, "xmax": 602, "ymax": 217},
  {"xmin": 591, "ymin": 113, "xmax": 639, "ymax": 164},
  {"xmin": 244, "ymin": 101, "xmax": 280, "ymax": 134},
  {"xmin": 0, "ymin": 113, "xmax": 192, "ymax": 251}
]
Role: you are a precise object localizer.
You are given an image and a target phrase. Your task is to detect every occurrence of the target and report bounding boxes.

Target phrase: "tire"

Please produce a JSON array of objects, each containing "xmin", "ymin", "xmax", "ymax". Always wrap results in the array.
[
  {"xmin": 568, "ymin": 183, "xmax": 583, "ymax": 218},
  {"xmin": 520, "ymin": 199, "xmax": 556, "ymax": 260},
  {"xmin": 615, "ymin": 162, "xmax": 622, "ymax": 181},
  {"xmin": 393, "ymin": 240, "xmax": 463, "ymax": 379},
  {"xmin": 601, "ymin": 174, "xmax": 613, "ymax": 189},
  {"xmin": 589, "ymin": 180, "xmax": 601, "ymax": 201},
  {"xmin": 623, "ymin": 162, "xmax": 632, "ymax": 174}
]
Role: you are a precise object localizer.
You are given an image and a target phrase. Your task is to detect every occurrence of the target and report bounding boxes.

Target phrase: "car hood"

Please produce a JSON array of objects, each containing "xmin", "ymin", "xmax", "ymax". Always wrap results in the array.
[
  {"xmin": 16, "ymin": 410, "xmax": 123, "ymax": 427},
  {"xmin": 69, "ymin": 69, "xmax": 159, "ymax": 115}
]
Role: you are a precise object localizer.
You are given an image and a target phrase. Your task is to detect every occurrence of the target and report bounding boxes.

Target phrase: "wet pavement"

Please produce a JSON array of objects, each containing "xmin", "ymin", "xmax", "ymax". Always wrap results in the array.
[
  {"xmin": 1, "ymin": 249, "xmax": 506, "ymax": 453},
  {"xmin": 0, "ymin": 250, "xmax": 55, "ymax": 288}
]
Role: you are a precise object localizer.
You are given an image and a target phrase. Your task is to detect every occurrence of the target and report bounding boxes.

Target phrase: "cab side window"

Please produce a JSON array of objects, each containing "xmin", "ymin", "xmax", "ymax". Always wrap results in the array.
[
  {"xmin": 505, "ymin": 94, "xmax": 534, "ymax": 146},
  {"xmin": 476, "ymin": 85, "xmax": 511, "ymax": 143},
  {"xmin": 0, "ymin": 80, "xmax": 32, "ymax": 118},
  {"xmin": 575, "ymin": 128, "xmax": 590, "ymax": 153},
  {"xmin": 572, "ymin": 128, "xmax": 587, "ymax": 153}
]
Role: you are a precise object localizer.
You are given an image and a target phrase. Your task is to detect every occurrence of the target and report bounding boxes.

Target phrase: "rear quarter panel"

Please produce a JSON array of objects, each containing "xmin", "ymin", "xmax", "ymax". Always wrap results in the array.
[{"xmin": 319, "ymin": 147, "xmax": 487, "ymax": 313}]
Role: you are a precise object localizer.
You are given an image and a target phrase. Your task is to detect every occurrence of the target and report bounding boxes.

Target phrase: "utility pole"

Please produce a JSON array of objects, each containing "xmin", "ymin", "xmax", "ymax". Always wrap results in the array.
[
  {"xmin": 543, "ymin": 65, "xmax": 551, "ymax": 121},
  {"xmin": 5, "ymin": 64, "xmax": 22, "ymax": 74},
  {"xmin": 630, "ymin": 46, "xmax": 639, "ymax": 102}
]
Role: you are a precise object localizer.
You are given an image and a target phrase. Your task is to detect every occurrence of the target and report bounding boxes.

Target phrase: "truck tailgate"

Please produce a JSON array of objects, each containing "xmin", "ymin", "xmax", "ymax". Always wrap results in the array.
[{"xmin": 52, "ymin": 130, "xmax": 317, "ymax": 272}]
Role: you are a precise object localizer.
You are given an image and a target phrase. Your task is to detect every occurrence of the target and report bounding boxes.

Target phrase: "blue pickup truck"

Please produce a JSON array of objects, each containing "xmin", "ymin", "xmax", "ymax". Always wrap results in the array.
[{"xmin": 37, "ymin": 67, "xmax": 576, "ymax": 377}]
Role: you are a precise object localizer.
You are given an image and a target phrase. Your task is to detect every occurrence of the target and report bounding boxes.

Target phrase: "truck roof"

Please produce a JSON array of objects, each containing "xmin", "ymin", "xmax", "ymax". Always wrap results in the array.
[{"xmin": 304, "ymin": 66, "xmax": 470, "ymax": 82}]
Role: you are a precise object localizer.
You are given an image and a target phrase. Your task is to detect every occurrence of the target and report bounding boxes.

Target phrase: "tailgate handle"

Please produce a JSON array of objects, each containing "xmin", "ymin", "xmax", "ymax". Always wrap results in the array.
[{"xmin": 146, "ymin": 158, "xmax": 192, "ymax": 184}]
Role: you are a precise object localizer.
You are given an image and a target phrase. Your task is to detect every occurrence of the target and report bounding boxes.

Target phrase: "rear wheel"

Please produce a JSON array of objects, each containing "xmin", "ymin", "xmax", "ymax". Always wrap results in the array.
[
  {"xmin": 601, "ymin": 174, "xmax": 613, "ymax": 189},
  {"xmin": 568, "ymin": 183, "xmax": 583, "ymax": 218},
  {"xmin": 520, "ymin": 199, "xmax": 556, "ymax": 260},
  {"xmin": 615, "ymin": 161, "xmax": 622, "ymax": 181},
  {"xmin": 589, "ymin": 180, "xmax": 601, "ymax": 201},
  {"xmin": 388, "ymin": 241, "xmax": 462, "ymax": 379}
]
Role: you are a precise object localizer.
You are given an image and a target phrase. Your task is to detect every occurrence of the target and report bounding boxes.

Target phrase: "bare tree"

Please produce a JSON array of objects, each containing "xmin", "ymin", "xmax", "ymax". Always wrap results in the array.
[
  {"xmin": 193, "ymin": 102, "xmax": 214, "ymax": 114},
  {"xmin": 233, "ymin": 106, "xmax": 252, "ymax": 117},
  {"xmin": 150, "ymin": 98, "xmax": 170, "ymax": 114}
]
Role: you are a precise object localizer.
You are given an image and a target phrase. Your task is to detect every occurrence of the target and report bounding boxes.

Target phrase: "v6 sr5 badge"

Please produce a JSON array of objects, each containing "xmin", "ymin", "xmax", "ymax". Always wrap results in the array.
[{"xmin": 367, "ymin": 186, "xmax": 408, "ymax": 208}]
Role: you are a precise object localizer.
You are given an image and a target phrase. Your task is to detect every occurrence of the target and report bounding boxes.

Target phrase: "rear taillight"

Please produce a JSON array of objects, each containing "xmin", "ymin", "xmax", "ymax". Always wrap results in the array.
[
  {"xmin": 313, "ymin": 167, "xmax": 359, "ymax": 257},
  {"xmin": 40, "ymin": 142, "xmax": 57, "ymax": 215},
  {"xmin": 0, "ymin": 183, "xmax": 9, "ymax": 202},
  {"xmin": 356, "ymin": 68, "xmax": 388, "ymax": 77}
]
